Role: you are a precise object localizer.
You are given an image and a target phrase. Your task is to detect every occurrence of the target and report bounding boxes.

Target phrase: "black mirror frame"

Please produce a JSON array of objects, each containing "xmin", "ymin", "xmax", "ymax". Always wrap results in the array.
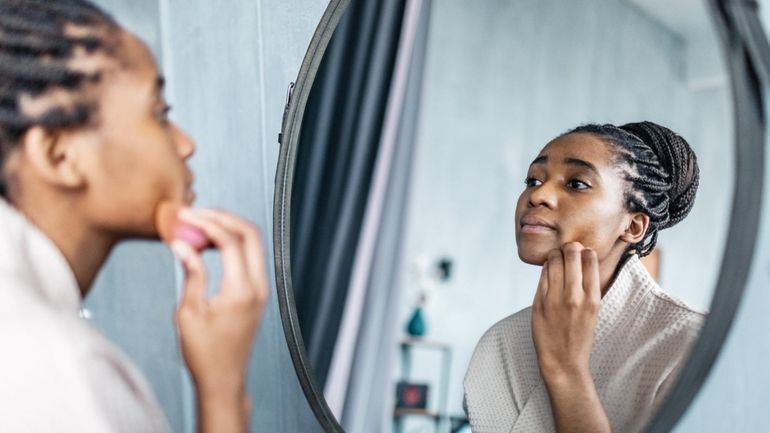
[
  {"xmin": 273, "ymin": 1, "xmax": 768, "ymax": 432},
  {"xmin": 273, "ymin": 0, "xmax": 350, "ymax": 431}
]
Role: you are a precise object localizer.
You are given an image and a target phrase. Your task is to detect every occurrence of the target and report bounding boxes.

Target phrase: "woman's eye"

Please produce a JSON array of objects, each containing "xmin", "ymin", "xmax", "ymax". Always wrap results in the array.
[
  {"xmin": 524, "ymin": 177, "xmax": 542, "ymax": 187},
  {"xmin": 568, "ymin": 179, "xmax": 590, "ymax": 190},
  {"xmin": 157, "ymin": 105, "xmax": 172, "ymax": 123}
]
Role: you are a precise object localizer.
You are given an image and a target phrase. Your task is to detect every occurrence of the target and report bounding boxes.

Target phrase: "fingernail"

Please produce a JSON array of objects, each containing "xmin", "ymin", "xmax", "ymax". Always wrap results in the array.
[
  {"xmin": 170, "ymin": 240, "xmax": 193, "ymax": 262},
  {"xmin": 178, "ymin": 207, "xmax": 195, "ymax": 220}
]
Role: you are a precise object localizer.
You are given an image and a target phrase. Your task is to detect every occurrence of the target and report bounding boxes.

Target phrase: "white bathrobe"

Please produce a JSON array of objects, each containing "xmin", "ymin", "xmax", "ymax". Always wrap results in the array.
[
  {"xmin": 0, "ymin": 200, "xmax": 170, "ymax": 433},
  {"xmin": 463, "ymin": 255, "xmax": 705, "ymax": 433}
]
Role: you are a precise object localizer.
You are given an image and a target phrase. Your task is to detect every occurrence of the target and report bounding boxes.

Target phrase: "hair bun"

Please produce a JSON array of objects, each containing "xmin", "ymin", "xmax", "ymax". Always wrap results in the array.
[{"xmin": 619, "ymin": 121, "xmax": 699, "ymax": 229}]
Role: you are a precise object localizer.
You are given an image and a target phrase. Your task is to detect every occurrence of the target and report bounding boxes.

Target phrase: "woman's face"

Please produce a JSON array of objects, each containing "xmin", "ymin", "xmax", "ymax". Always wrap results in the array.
[
  {"xmin": 515, "ymin": 133, "xmax": 633, "ymax": 265},
  {"xmin": 71, "ymin": 30, "xmax": 196, "ymax": 239}
]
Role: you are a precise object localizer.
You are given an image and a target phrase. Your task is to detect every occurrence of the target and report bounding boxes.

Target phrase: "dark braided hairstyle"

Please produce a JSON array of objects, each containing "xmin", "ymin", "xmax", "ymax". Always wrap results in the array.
[
  {"xmin": 566, "ymin": 121, "xmax": 700, "ymax": 257},
  {"xmin": 0, "ymin": 0, "xmax": 119, "ymax": 198}
]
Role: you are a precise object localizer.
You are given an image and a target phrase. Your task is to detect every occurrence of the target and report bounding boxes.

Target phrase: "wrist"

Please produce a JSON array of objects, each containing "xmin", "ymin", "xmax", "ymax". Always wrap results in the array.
[
  {"xmin": 538, "ymin": 359, "xmax": 592, "ymax": 386},
  {"xmin": 543, "ymin": 371, "xmax": 594, "ymax": 398},
  {"xmin": 196, "ymin": 387, "xmax": 250, "ymax": 433},
  {"xmin": 197, "ymin": 385, "xmax": 245, "ymax": 403},
  {"xmin": 192, "ymin": 373, "xmax": 245, "ymax": 400}
]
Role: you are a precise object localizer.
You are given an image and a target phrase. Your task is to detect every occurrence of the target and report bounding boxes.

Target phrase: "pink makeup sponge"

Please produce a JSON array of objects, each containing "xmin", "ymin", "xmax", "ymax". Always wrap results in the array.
[{"xmin": 155, "ymin": 202, "xmax": 212, "ymax": 251}]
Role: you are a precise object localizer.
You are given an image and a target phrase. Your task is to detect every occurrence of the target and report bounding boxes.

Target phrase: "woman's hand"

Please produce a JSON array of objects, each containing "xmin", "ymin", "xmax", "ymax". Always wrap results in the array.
[
  {"xmin": 532, "ymin": 241, "xmax": 600, "ymax": 377},
  {"xmin": 169, "ymin": 209, "xmax": 269, "ymax": 433},
  {"xmin": 531, "ymin": 242, "xmax": 611, "ymax": 433}
]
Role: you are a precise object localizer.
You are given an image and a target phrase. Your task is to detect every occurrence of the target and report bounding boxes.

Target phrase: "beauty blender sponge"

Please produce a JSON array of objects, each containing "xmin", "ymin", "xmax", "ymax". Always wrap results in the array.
[{"xmin": 155, "ymin": 201, "xmax": 212, "ymax": 251}]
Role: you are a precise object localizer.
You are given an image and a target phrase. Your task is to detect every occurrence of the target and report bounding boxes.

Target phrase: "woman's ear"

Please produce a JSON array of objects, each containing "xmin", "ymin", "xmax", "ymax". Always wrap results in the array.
[
  {"xmin": 21, "ymin": 126, "xmax": 87, "ymax": 191},
  {"xmin": 620, "ymin": 212, "xmax": 650, "ymax": 244}
]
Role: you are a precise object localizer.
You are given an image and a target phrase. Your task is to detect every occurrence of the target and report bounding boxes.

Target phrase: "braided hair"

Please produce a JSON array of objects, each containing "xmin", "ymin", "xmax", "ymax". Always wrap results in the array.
[
  {"xmin": 566, "ymin": 121, "xmax": 700, "ymax": 257},
  {"xmin": 0, "ymin": 0, "xmax": 118, "ymax": 198}
]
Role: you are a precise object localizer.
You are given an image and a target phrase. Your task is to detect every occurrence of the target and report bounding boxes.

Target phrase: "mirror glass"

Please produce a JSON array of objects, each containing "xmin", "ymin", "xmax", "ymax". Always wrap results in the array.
[{"xmin": 289, "ymin": 0, "xmax": 733, "ymax": 431}]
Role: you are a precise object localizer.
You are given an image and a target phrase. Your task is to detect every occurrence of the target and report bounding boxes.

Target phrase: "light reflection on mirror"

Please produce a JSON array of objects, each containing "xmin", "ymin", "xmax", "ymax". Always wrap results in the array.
[{"xmin": 761, "ymin": 1, "xmax": 770, "ymax": 43}]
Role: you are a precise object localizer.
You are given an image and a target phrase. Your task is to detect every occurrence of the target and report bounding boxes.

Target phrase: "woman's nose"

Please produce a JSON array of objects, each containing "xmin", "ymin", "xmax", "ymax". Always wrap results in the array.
[
  {"xmin": 172, "ymin": 123, "xmax": 196, "ymax": 160},
  {"xmin": 528, "ymin": 181, "xmax": 557, "ymax": 208}
]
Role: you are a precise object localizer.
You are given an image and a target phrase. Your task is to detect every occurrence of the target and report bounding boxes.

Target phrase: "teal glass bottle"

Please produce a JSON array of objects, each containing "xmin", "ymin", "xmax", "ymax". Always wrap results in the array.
[{"xmin": 406, "ymin": 306, "xmax": 426, "ymax": 337}]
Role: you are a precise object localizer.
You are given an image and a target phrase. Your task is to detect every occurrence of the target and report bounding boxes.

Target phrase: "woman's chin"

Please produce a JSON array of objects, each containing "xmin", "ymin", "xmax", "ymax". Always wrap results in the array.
[
  {"xmin": 517, "ymin": 248, "xmax": 550, "ymax": 266},
  {"xmin": 185, "ymin": 189, "xmax": 196, "ymax": 205}
]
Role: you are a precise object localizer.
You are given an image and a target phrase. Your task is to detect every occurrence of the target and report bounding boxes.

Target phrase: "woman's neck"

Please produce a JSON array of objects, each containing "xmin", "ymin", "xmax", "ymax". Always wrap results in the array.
[
  {"xmin": 15, "ymin": 197, "xmax": 115, "ymax": 297},
  {"xmin": 598, "ymin": 250, "xmax": 632, "ymax": 297}
]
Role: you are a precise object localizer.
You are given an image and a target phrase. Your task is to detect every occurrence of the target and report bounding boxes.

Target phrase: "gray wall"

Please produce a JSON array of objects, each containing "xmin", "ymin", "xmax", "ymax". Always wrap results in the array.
[
  {"xmin": 83, "ymin": 1, "xmax": 328, "ymax": 432},
  {"xmin": 395, "ymin": 0, "xmax": 732, "ymax": 420}
]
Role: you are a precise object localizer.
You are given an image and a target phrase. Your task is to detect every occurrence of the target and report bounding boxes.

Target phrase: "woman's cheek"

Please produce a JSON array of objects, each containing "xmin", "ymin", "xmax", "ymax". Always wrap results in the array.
[{"xmin": 560, "ymin": 222, "xmax": 600, "ymax": 249}]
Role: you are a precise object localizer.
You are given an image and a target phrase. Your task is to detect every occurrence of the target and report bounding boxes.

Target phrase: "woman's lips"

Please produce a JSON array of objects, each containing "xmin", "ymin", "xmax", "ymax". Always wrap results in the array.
[
  {"xmin": 185, "ymin": 188, "xmax": 196, "ymax": 204},
  {"xmin": 519, "ymin": 215, "xmax": 557, "ymax": 233},
  {"xmin": 521, "ymin": 224, "xmax": 556, "ymax": 233}
]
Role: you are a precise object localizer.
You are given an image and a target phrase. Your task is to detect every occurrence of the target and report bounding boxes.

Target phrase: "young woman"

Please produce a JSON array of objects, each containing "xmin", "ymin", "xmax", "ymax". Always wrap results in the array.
[
  {"xmin": 463, "ymin": 122, "xmax": 705, "ymax": 433},
  {"xmin": 0, "ymin": 2, "xmax": 266, "ymax": 432}
]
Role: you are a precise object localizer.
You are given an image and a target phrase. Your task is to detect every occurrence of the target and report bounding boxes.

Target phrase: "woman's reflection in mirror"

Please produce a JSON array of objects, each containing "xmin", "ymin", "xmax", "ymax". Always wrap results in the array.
[{"xmin": 464, "ymin": 121, "xmax": 704, "ymax": 433}]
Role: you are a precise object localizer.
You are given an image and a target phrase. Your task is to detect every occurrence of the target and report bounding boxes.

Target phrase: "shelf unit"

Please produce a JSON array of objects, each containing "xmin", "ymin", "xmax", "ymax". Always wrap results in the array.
[{"xmin": 393, "ymin": 338, "xmax": 469, "ymax": 433}]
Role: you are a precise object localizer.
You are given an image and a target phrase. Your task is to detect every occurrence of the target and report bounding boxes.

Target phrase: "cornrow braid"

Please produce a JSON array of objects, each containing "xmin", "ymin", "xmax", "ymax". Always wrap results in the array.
[
  {"xmin": 566, "ymin": 121, "xmax": 700, "ymax": 257},
  {"xmin": 0, "ymin": 0, "xmax": 118, "ymax": 198}
]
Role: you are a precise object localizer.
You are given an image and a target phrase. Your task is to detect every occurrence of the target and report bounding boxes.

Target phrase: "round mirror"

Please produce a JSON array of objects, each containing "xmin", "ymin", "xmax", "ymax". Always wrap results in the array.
[{"xmin": 274, "ymin": 0, "xmax": 767, "ymax": 432}]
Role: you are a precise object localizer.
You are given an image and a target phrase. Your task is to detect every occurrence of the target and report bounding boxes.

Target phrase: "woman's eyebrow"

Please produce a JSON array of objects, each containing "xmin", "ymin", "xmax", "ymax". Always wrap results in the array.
[
  {"xmin": 529, "ymin": 155, "xmax": 548, "ymax": 166},
  {"xmin": 528, "ymin": 155, "xmax": 600, "ymax": 177},
  {"xmin": 564, "ymin": 157, "xmax": 599, "ymax": 175}
]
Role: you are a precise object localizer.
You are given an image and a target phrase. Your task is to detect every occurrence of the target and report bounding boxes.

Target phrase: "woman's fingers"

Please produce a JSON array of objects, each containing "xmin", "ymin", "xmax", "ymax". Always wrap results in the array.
[
  {"xmin": 171, "ymin": 208, "xmax": 269, "ymax": 424},
  {"xmin": 197, "ymin": 210, "xmax": 267, "ymax": 293},
  {"xmin": 562, "ymin": 242, "xmax": 584, "ymax": 301},
  {"xmin": 177, "ymin": 209, "xmax": 249, "ymax": 287},
  {"xmin": 534, "ymin": 261, "xmax": 549, "ymax": 311},
  {"xmin": 532, "ymin": 243, "xmax": 602, "ymax": 384},
  {"xmin": 171, "ymin": 239, "xmax": 208, "ymax": 309},
  {"xmin": 581, "ymin": 248, "xmax": 601, "ymax": 303},
  {"xmin": 546, "ymin": 249, "xmax": 564, "ymax": 301},
  {"xmin": 541, "ymin": 243, "xmax": 599, "ymax": 309}
]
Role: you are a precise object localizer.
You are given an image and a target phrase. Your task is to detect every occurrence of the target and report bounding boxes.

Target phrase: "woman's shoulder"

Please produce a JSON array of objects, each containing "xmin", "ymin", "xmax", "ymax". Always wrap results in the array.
[
  {"xmin": 0, "ymin": 297, "xmax": 170, "ymax": 432},
  {"xmin": 484, "ymin": 307, "xmax": 533, "ymax": 343},
  {"xmin": 645, "ymin": 282, "xmax": 707, "ymax": 334},
  {"xmin": 613, "ymin": 265, "xmax": 708, "ymax": 360},
  {"xmin": 648, "ymin": 284, "xmax": 708, "ymax": 316},
  {"xmin": 464, "ymin": 306, "xmax": 541, "ymax": 428},
  {"xmin": 465, "ymin": 306, "xmax": 539, "ymax": 385},
  {"xmin": 624, "ymin": 255, "xmax": 707, "ymax": 333}
]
